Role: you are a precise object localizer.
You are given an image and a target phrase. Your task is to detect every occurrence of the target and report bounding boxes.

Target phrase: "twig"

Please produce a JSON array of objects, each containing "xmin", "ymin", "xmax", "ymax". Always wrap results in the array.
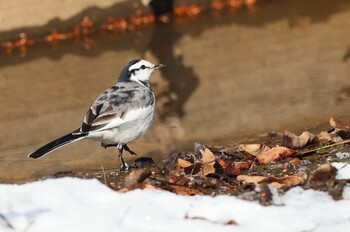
[
  {"xmin": 299, "ymin": 139, "xmax": 350, "ymax": 156},
  {"xmin": 98, "ymin": 160, "xmax": 107, "ymax": 185},
  {"xmin": 0, "ymin": 213, "xmax": 14, "ymax": 230}
]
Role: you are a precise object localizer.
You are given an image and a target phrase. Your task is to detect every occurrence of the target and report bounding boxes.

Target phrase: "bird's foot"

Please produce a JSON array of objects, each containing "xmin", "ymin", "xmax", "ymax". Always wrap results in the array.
[{"xmin": 120, "ymin": 162, "xmax": 130, "ymax": 171}]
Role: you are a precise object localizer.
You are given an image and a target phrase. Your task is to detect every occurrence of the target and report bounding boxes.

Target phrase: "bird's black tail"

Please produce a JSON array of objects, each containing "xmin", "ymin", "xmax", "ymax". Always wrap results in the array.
[{"xmin": 28, "ymin": 130, "xmax": 86, "ymax": 159}]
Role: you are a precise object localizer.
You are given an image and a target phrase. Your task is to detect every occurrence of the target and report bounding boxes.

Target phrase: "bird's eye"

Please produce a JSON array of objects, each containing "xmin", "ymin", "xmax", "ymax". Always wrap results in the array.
[{"xmin": 141, "ymin": 65, "xmax": 146, "ymax": 69}]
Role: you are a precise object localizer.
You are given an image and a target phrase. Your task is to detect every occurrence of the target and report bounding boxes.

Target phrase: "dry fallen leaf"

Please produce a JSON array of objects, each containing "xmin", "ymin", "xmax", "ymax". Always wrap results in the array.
[
  {"xmin": 330, "ymin": 116, "xmax": 350, "ymax": 131},
  {"xmin": 329, "ymin": 117, "xmax": 350, "ymax": 139},
  {"xmin": 257, "ymin": 146, "xmax": 297, "ymax": 164},
  {"xmin": 199, "ymin": 148, "xmax": 216, "ymax": 176},
  {"xmin": 307, "ymin": 163, "xmax": 337, "ymax": 190},
  {"xmin": 314, "ymin": 131, "xmax": 343, "ymax": 143},
  {"xmin": 237, "ymin": 173, "xmax": 306, "ymax": 188},
  {"xmin": 142, "ymin": 183, "xmax": 158, "ymax": 190},
  {"xmin": 218, "ymin": 160, "xmax": 253, "ymax": 176},
  {"xmin": 282, "ymin": 130, "xmax": 314, "ymax": 148},
  {"xmin": 119, "ymin": 169, "xmax": 158, "ymax": 192},
  {"xmin": 168, "ymin": 176, "xmax": 188, "ymax": 186},
  {"xmin": 237, "ymin": 175, "xmax": 266, "ymax": 185},
  {"xmin": 178, "ymin": 158, "xmax": 193, "ymax": 168},
  {"xmin": 124, "ymin": 168, "xmax": 152, "ymax": 188},
  {"xmin": 307, "ymin": 164, "xmax": 345, "ymax": 200},
  {"xmin": 177, "ymin": 148, "xmax": 216, "ymax": 176},
  {"xmin": 200, "ymin": 162, "xmax": 216, "ymax": 177},
  {"xmin": 201, "ymin": 148, "xmax": 216, "ymax": 163},
  {"xmin": 266, "ymin": 176, "xmax": 306, "ymax": 188},
  {"xmin": 238, "ymin": 144, "xmax": 270, "ymax": 157},
  {"xmin": 171, "ymin": 185, "xmax": 203, "ymax": 195},
  {"xmin": 290, "ymin": 157, "xmax": 301, "ymax": 163}
]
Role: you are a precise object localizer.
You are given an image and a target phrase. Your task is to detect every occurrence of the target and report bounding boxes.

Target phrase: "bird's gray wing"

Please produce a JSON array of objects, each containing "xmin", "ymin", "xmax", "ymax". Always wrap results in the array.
[{"xmin": 79, "ymin": 82, "xmax": 154, "ymax": 133}]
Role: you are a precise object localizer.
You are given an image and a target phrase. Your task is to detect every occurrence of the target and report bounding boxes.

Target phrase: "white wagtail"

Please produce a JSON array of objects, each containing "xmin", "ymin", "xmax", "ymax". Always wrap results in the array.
[{"xmin": 28, "ymin": 59, "xmax": 165, "ymax": 170}]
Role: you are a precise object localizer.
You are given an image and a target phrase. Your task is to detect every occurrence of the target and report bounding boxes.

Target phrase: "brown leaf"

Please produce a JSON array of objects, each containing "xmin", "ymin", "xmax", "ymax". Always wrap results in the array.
[
  {"xmin": 178, "ymin": 158, "xmax": 193, "ymax": 168},
  {"xmin": 142, "ymin": 184, "xmax": 158, "ymax": 190},
  {"xmin": 178, "ymin": 148, "xmax": 216, "ymax": 177},
  {"xmin": 178, "ymin": 160, "xmax": 215, "ymax": 177},
  {"xmin": 124, "ymin": 168, "xmax": 152, "ymax": 188},
  {"xmin": 198, "ymin": 148, "xmax": 216, "ymax": 176},
  {"xmin": 200, "ymin": 162, "xmax": 216, "ymax": 176},
  {"xmin": 168, "ymin": 176, "xmax": 188, "ymax": 186},
  {"xmin": 257, "ymin": 146, "xmax": 297, "ymax": 164},
  {"xmin": 266, "ymin": 176, "xmax": 306, "ymax": 188},
  {"xmin": 238, "ymin": 144, "xmax": 270, "ymax": 157},
  {"xmin": 282, "ymin": 130, "xmax": 314, "ymax": 149},
  {"xmin": 330, "ymin": 116, "xmax": 350, "ymax": 131},
  {"xmin": 171, "ymin": 185, "xmax": 203, "ymax": 195},
  {"xmin": 168, "ymin": 177, "xmax": 176, "ymax": 184},
  {"xmin": 329, "ymin": 117, "xmax": 350, "ymax": 139},
  {"xmin": 237, "ymin": 175, "xmax": 266, "ymax": 185},
  {"xmin": 218, "ymin": 160, "xmax": 253, "ymax": 176},
  {"xmin": 314, "ymin": 131, "xmax": 343, "ymax": 143},
  {"xmin": 290, "ymin": 157, "xmax": 301, "ymax": 163},
  {"xmin": 201, "ymin": 148, "xmax": 216, "ymax": 163},
  {"xmin": 177, "ymin": 144, "xmax": 216, "ymax": 177},
  {"xmin": 238, "ymin": 173, "xmax": 306, "ymax": 188},
  {"xmin": 307, "ymin": 163, "xmax": 337, "ymax": 190}
]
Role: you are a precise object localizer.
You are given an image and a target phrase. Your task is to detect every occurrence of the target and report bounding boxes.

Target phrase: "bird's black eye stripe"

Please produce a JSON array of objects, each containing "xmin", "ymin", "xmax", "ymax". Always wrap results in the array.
[{"xmin": 130, "ymin": 65, "xmax": 148, "ymax": 73}]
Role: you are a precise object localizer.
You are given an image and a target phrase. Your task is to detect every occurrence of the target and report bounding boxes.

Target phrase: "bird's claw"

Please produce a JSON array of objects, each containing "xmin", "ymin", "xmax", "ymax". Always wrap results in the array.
[{"xmin": 120, "ymin": 162, "xmax": 130, "ymax": 171}]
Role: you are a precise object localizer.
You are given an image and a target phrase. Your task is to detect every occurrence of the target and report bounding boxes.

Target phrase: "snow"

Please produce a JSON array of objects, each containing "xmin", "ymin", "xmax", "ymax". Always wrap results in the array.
[
  {"xmin": 335, "ymin": 152, "xmax": 350, "ymax": 159},
  {"xmin": 332, "ymin": 162, "xmax": 350, "ymax": 180},
  {"xmin": 0, "ymin": 164, "xmax": 349, "ymax": 232}
]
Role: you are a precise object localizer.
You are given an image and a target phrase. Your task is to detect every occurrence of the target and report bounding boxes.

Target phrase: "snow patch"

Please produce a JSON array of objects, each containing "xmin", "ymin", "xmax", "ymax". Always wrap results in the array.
[
  {"xmin": 332, "ymin": 162, "xmax": 350, "ymax": 180},
  {"xmin": 335, "ymin": 152, "xmax": 350, "ymax": 159},
  {"xmin": 0, "ymin": 177, "xmax": 349, "ymax": 232}
]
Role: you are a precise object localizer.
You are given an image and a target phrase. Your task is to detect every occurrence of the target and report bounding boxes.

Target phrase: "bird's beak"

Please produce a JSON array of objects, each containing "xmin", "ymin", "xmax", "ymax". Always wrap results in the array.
[{"xmin": 153, "ymin": 64, "xmax": 166, "ymax": 70}]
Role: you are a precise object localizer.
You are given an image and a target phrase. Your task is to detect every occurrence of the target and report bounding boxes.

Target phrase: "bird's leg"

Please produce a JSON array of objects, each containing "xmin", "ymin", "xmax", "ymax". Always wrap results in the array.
[
  {"xmin": 101, "ymin": 143, "xmax": 134, "ymax": 170},
  {"xmin": 117, "ymin": 144, "xmax": 129, "ymax": 171},
  {"xmin": 122, "ymin": 144, "xmax": 137, "ymax": 156}
]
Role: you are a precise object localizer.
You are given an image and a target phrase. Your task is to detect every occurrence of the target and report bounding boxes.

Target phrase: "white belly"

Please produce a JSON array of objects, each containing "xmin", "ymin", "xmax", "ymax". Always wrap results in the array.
[{"xmin": 86, "ymin": 105, "xmax": 154, "ymax": 145}]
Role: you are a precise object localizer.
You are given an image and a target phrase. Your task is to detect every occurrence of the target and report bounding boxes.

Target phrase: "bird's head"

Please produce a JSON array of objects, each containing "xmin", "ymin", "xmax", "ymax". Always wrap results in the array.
[{"xmin": 118, "ymin": 59, "xmax": 165, "ymax": 84}]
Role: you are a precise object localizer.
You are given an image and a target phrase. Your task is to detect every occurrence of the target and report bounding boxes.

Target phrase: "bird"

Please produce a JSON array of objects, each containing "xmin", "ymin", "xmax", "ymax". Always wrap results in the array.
[{"xmin": 28, "ymin": 59, "xmax": 165, "ymax": 170}]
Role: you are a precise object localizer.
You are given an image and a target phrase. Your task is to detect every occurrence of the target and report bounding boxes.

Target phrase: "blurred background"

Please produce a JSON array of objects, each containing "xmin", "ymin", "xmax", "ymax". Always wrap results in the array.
[{"xmin": 0, "ymin": 0, "xmax": 349, "ymax": 182}]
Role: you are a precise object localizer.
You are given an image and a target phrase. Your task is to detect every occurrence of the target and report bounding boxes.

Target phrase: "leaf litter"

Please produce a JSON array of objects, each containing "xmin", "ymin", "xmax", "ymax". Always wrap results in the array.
[{"xmin": 43, "ymin": 116, "xmax": 350, "ymax": 204}]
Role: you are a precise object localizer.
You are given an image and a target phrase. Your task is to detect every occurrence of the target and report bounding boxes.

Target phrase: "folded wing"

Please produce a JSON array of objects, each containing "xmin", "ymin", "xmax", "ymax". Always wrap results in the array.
[{"xmin": 78, "ymin": 82, "xmax": 154, "ymax": 134}]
